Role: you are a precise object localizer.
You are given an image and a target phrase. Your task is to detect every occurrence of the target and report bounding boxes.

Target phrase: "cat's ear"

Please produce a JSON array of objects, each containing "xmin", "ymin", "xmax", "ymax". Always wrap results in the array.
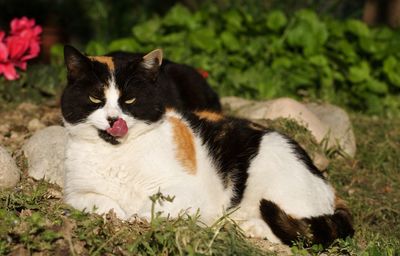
[
  {"xmin": 141, "ymin": 49, "xmax": 163, "ymax": 75},
  {"xmin": 64, "ymin": 45, "xmax": 91, "ymax": 79}
]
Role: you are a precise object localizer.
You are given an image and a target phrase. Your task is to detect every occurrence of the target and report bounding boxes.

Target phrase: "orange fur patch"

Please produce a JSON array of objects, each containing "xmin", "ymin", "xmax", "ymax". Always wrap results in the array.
[
  {"xmin": 169, "ymin": 116, "xmax": 197, "ymax": 175},
  {"xmin": 89, "ymin": 56, "xmax": 115, "ymax": 71},
  {"xmin": 194, "ymin": 111, "xmax": 223, "ymax": 122}
]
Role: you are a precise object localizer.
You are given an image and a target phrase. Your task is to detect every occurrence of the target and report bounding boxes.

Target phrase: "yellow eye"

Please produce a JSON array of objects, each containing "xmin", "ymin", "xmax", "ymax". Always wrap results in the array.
[
  {"xmin": 89, "ymin": 96, "xmax": 102, "ymax": 104},
  {"xmin": 125, "ymin": 98, "xmax": 136, "ymax": 104}
]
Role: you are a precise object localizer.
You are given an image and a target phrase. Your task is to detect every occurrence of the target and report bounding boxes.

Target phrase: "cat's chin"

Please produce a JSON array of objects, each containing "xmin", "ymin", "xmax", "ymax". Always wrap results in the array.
[{"xmin": 97, "ymin": 129, "xmax": 124, "ymax": 145}]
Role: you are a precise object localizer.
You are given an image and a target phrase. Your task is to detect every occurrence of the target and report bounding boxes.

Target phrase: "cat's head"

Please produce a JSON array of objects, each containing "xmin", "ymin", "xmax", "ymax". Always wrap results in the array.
[{"xmin": 61, "ymin": 45, "xmax": 166, "ymax": 144}]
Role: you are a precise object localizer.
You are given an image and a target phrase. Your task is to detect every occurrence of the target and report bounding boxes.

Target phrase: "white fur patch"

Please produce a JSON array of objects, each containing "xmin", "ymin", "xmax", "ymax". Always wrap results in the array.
[{"xmin": 87, "ymin": 75, "xmax": 122, "ymax": 130}]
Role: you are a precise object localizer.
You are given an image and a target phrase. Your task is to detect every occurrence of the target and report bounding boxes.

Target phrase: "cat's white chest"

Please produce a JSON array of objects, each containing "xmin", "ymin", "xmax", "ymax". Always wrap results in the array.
[{"xmin": 64, "ymin": 122, "xmax": 230, "ymax": 221}]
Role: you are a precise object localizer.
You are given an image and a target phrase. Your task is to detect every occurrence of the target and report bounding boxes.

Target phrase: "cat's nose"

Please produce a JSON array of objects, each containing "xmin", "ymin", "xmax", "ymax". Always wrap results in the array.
[{"xmin": 107, "ymin": 117, "xmax": 118, "ymax": 126}]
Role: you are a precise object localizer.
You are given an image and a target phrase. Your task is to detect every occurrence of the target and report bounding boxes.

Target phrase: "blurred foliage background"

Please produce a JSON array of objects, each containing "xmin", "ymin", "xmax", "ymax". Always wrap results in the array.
[{"xmin": 0, "ymin": 0, "xmax": 400, "ymax": 117}]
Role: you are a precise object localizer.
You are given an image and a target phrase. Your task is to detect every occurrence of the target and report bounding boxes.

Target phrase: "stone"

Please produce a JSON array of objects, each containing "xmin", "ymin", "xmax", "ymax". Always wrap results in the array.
[
  {"xmin": 221, "ymin": 96, "xmax": 356, "ymax": 157},
  {"xmin": 223, "ymin": 97, "xmax": 330, "ymax": 142},
  {"xmin": 305, "ymin": 102, "xmax": 356, "ymax": 157},
  {"xmin": 23, "ymin": 126, "xmax": 67, "ymax": 187},
  {"xmin": 0, "ymin": 145, "xmax": 20, "ymax": 188},
  {"xmin": 221, "ymin": 96, "xmax": 254, "ymax": 112},
  {"xmin": 27, "ymin": 118, "xmax": 46, "ymax": 132}
]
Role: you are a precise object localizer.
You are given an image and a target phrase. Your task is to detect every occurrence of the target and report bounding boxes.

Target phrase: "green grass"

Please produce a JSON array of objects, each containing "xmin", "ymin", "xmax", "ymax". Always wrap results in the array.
[
  {"xmin": 328, "ymin": 115, "xmax": 400, "ymax": 255},
  {"xmin": 0, "ymin": 179, "xmax": 267, "ymax": 255},
  {"xmin": 0, "ymin": 114, "xmax": 399, "ymax": 255}
]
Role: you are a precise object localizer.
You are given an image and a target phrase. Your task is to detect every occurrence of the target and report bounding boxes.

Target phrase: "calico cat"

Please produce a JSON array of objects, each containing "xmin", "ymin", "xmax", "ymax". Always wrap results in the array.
[{"xmin": 62, "ymin": 46, "xmax": 354, "ymax": 246}]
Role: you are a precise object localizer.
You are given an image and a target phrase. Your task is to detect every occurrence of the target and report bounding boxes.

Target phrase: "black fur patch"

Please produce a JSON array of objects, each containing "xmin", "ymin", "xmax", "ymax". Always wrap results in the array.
[
  {"xmin": 182, "ymin": 112, "xmax": 266, "ymax": 207},
  {"xmin": 97, "ymin": 130, "xmax": 120, "ymax": 145},
  {"xmin": 61, "ymin": 69, "xmax": 109, "ymax": 124},
  {"xmin": 305, "ymin": 208, "xmax": 354, "ymax": 246},
  {"xmin": 259, "ymin": 199, "xmax": 354, "ymax": 247},
  {"xmin": 259, "ymin": 199, "xmax": 307, "ymax": 245}
]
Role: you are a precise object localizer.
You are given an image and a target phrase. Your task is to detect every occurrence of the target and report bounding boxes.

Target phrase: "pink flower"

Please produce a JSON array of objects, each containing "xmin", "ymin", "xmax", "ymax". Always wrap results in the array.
[
  {"xmin": 0, "ymin": 31, "xmax": 8, "ymax": 62},
  {"xmin": 0, "ymin": 17, "xmax": 42, "ymax": 80},
  {"xmin": 10, "ymin": 17, "xmax": 37, "ymax": 35}
]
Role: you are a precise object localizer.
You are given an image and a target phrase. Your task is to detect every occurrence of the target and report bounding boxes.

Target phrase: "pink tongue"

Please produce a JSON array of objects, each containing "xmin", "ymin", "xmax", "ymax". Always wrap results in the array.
[{"xmin": 106, "ymin": 118, "xmax": 128, "ymax": 137}]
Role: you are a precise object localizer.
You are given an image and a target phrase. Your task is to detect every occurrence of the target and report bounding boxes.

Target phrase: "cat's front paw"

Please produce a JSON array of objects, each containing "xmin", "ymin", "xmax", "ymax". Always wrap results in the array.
[
  {"xmin": 65, "ymin": 192, "xmax": 128, "ymax": 220},
  {"xmin": 99, "ymin": 206, "xmax": 128, "ymax": 220}
]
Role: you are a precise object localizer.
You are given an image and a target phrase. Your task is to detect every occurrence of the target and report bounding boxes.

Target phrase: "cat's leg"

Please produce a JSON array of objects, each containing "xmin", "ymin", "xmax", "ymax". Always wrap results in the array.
[
  {"xmin": 65, "ymin": 192, "xmax": 128, "ymax": 219},
  {"xmin": 232, "ymin": 208, "xmax": 281, "ymax": 243},
  {"xmin": 238, "ymin": 218, "xmax": 281, "ymax": 243}
]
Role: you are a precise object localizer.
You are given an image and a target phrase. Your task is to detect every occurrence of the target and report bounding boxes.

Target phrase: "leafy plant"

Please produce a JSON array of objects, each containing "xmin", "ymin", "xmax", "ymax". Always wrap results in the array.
[
  {"xmin": 0, "ymin": 64, "xmax": 65, "ymax": 105},
  {"xmin": 80, "ymin": 4, "xmax": 400, "ymax": 116}
]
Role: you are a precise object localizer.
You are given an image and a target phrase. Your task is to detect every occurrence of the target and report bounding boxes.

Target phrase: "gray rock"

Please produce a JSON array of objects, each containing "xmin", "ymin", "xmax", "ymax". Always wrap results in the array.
[
  {"xmin": 306, "ymin": 102, "xmax": 356, "ymax": 157},
  {"xmin": 0, "ymin": 146, "xmax": 20, "ymax": 188},
  {"xmin": 23, "ymin": 126, "xmax": 67, "ymax": 187},
  {"xmin": 27, "ymin": 118, "xmax": 46, "ymax": 132},
  {"xmin": 222, "ymin": 96, "xmax": 356, "ymax": 157}
]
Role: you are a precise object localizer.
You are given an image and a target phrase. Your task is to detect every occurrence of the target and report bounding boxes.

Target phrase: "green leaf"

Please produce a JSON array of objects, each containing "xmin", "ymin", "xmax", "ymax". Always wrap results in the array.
[
  {"xmin": 220, "ymin": 31, "xmax": 240, "ymax": 51},
  {"xmin": 348, "ymin": 61, "xmax": 370, "ymax": 83},
  {"xmin": 331, "ymin": 39, "xmax": 358, "ymax": 63},
  {"xmin": 161, "ymin": 32, "xmax": 186, "ymax": 44},
  {"xmin": 366, "ymin": 78, "xmax": 388, "ymax": 94},
  {"xmin": 359, "ymin": 37, "xmax": 377, "ymax": 54},
  {"xmin": 346, "ymin": 19, "xmax": 371, "ymax": 37},
  {"xmin": 266, "ymin": 10, "xmax": 287, "ymax": 31},
  {"xmin": 286, "ymin": 10, "xmax": 328, "ymax": 55},
  {"xmin": 227, "ymin": 55, "xmax": 247, "ymax": 68},
  {"xmin": 271, "ymin": 57, "xmax": 292, "ymax": 70},
  {"xmin": 222, "ymin": 10, "xmax": 243, "ymax": 32},
  {"xmin": 164, "ymin": 47, "xmax": 189, "ymax": 62},
  {"xmin": 85, "ymin": 41, "xmax": 107, "ymax": 55},
  {"xmin": 326, "ymin": 18, "xmax": 345, "ymax": 38},
  {"xmin": 383, "ymin": 56, "xmax": 400, "ymax": 87},
  {"xmin": 109, "ymin": 38, "xmax": 140, "ymax": 52},
  {"xmin": 132, "ymin": 18, "xmax": 161, "ymax": 43},
  {"xmin": 188, "ymin": 27, "xmax": 219, "ymax": 53},
  {"xmin": 163, "ymin": 4, "xmax": 196, "ymax": 29},
  {"xmin": 309, "ymin": 55, "xmax": 328, "ymax": 67},
  {"xmin": 246, "ymin": 36, "xmax": 269, "ymax": 57}
]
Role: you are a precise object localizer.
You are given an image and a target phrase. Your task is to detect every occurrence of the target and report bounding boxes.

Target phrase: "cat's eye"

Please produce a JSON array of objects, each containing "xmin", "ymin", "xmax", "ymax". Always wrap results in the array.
[
  {"xmin": 125, "ymin": 98, "xmax": 136, "ymax": 104},
  {"xmin": 89, "ymin": 96, "xmax": 102, "ymax": 104}
]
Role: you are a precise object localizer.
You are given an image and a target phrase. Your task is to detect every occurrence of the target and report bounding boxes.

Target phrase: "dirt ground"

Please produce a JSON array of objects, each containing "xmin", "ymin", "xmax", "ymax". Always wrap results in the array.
[{"xmin": 0, "ymin": 102, "xmax": 61, "ymax": 152}]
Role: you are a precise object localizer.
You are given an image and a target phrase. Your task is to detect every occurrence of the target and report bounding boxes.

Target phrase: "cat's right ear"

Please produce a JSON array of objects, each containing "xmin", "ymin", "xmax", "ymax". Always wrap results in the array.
[
  {"xmin": 64, "ymin": 45, "xmax": 91, "ymax": 79},
  {"xmin": 141, "ymin": 49, "xmax": 163, "ymax": 79}
]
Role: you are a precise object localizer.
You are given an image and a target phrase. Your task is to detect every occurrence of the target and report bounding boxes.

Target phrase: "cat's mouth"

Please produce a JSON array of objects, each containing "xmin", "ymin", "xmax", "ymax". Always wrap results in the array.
[
  {"xmin": 98, "ymin": 117, "xmax": 129, "ymax": 145},
  {"xmin": 106, "ymin": 117, "xmax": 128, "ymax": 137}
]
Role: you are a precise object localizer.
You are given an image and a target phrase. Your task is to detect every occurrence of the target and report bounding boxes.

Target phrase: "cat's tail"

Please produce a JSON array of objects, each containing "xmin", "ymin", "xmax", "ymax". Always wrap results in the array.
[{"xmin": 259, "ymin": 198, "xmax": 354, "ymax": 247}]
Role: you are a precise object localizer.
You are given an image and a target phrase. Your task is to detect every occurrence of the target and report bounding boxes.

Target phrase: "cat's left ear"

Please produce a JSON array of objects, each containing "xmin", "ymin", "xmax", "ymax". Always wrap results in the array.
[{"xmin": 141, "ymin": 49, "xmax": 163, "ymax": 77}]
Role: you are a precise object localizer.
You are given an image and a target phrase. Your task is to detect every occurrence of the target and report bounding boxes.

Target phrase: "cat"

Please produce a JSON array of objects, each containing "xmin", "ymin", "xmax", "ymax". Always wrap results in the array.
[{"xmin": 61, "ymin": 46, "xmax": 354, "ymax": 246}]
